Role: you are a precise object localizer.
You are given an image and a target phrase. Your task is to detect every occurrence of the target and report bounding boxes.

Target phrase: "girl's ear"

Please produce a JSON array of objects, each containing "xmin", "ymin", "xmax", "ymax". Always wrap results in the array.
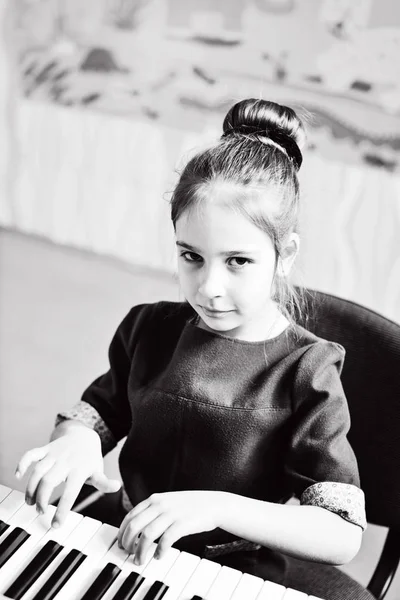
[{"xmin": 278, "ymin": 233, "xmax": 299, "ymax": 276}]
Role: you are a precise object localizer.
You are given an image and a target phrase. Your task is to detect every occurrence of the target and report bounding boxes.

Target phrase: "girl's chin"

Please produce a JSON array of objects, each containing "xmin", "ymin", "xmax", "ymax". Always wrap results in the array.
[{"xmin": 199, "ymin": 315, "xmax": 240, "ymax": 334}]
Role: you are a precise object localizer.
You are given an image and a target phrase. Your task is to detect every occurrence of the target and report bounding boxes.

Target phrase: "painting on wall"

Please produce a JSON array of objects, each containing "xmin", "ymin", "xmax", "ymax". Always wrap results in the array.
[{"xmin": 11, "ymin": 0, "xmax": 400, "ymax": 172}]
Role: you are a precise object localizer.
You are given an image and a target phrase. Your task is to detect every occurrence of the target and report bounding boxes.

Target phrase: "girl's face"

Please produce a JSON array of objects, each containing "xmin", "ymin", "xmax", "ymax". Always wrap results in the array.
[{"xmin": 175, "ymin": 186, "xmax": 294, "ymax": 341}]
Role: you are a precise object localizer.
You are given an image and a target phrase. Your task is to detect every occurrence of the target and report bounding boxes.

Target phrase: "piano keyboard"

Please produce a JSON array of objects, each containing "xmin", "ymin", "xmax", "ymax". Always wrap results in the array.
[{"xmin": 0, "ymin": 485, "xmax": 323, "ymax": 600}]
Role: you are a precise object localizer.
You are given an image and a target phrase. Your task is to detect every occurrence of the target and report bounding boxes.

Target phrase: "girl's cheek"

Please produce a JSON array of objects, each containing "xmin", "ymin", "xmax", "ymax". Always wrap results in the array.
[{"xmin": 180, "ymin": 277, "xmax": 196, "ymax": 300}]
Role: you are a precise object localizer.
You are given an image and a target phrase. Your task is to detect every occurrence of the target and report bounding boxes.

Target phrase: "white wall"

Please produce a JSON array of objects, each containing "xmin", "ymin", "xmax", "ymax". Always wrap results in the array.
[{"xmin": 1, "ymin": 2, "xmax": 400, "ymax": 324}]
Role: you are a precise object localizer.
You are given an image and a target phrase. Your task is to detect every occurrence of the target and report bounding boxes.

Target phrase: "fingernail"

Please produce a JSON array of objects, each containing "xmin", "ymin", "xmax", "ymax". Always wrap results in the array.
[
  {"xmin": 25, "ymin": 497, "xmax": 32, "ymax": 506},
  {"xmin": 134, "ymin": 556, "xmax": 140, "ymax": 565},
  {"xmin": 52, "ymin": 520, "xmax": 60, "ymax": 529},
  {"xmin": 15, "ymin": 470, "xmax": 21, "ymax": 479},
  {"xmin": 36, "ymin": 506, "xmax": 44, "ymax": 515}
]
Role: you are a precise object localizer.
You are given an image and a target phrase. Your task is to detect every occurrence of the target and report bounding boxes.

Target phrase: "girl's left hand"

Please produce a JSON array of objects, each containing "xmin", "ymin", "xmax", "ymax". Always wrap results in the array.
[{"xmin": 117, "ymin": 490, "xmax": 227, "ymax": 564}]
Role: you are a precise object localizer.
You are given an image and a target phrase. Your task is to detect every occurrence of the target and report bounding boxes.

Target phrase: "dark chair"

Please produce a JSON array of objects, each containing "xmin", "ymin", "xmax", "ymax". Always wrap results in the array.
[
  {"xmin": 296, "ymin": 288, "xmax": 400, "ymax": 599},
  {"xmin": 70, "ymin": 289, "xmax": 400, "ymax": 599}
]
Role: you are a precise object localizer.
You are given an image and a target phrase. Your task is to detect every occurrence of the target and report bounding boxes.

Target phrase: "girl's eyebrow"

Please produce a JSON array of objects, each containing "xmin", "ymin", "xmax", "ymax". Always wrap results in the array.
[
  {"xmin": 176, "ymin": 241, "xmax": 258, "ymax": 256},
  {"xmin": 176, "ymin": 241, "xmax": 198, "ymax": 252}
]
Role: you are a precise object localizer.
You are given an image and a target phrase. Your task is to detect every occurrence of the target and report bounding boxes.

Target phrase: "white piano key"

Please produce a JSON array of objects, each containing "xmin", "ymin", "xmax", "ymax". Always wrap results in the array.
[
  {"xmin": 42, "ymin": 511, "xmax": 84, "ymax": 546},
  {"xmin": 103, "ymin": 538, "xmax": 132, "ymax": 569},
  {"xmin": 0, "ymin": 486, "xmax": 11, "ymax": 504},
  {"xmin": 62, "ymin": 515, "xmax": 103, "ymax": 551},
  {"xmin": 140, "ymin": 547, "xmax": 180, "ymax": 579},
  {"xmin": 0, "ymin": 530, "xmax": 9, "ymax": 545},
  {"xmin": 52, "ymin": 522, "xmax": 119, "ymax": 600},
  {"xmin": 0, "ymin": 536, "xmax": 49, "ymax": 593},
  {"xmin": 0, "ymin": 507, "xmax": 57, "ymax": 593},
  {"xmin": 26, "ymin": 506, "xmax": 57, "ymax": 535},
  {"xmin": 0, "ymin": 507, "xmax": 83, "ymax": 595},
  {"xmin": 205, "ymin": 565, "xmax": 242, "ymax": 600},
  {"xmin": 61, "ymin": 517, "xmax": 103, "ymax": 554},
  {"xmin": 0, "ymin": 489, "xmax": 328, "ymax": 600},
  {"xmin": 0, "ymin": 490, "xmax": 25, "ymax": 521},
  {"xmin": 283, "ymin": 589, "xmax": 309, "ymax": 599},
  {"xmin": 0, "ymin": 488, "xmax": 11, "ymax": 539},
  {"xmin": 230, "ymin": 572, "xmax": 264, "ymax": 600},
  {"xmin": 161, "ymin": 551, "xmax": 201, "ymax": 600},
  {"xmin": 256, "ymin": 580, "xmax": 288, "ymax": 599},
  {"xmin": 0, "ymin": 528, "xmax": 10, "ymax": 544},
  {"xmin": 82, "ymin": 523, "xmax": 118, "ymax": 559},
  {"xmin": 131, "ymin": 547, "xmax": 180, "ymax": 600},
  {"xmin": 100, "ymin": 543, "xmax": 158, "ymax": 600},
  {"xmin": 20, "ymin": 514, "xmax": 102, "ymax": 600},
  {"xmin": 0, "ymin": 498, "xmax": 39, "ymax": 545},
  {"xmin": 178, "ymin": 558, "xmax": 221, "ymax": 600},
  {"xmin": 8, "ymin": 502, "xmax": 44, "ymax": 529},
  {"xmin": 74, "ymin": 537, "xmax": 134, "ymax": 600},
  {"xmin": 116, "ymin": 543, "xmax": 157, "ymax": 575}
]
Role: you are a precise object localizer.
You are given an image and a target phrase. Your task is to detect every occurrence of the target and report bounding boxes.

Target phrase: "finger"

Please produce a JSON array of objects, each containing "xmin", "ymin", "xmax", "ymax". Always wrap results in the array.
[
  {"xmin": 119, "ymin": 506, "xmax": 160, "ymax": 554},
  {"xmin": 135, "ymin": 514, "xmax": 173, "ymax": 565},
  {"xmin": 16, "ymin": 446, "xmax": 49, "ymax": 479},
  {"xmin": 117, "ymin": 499, "xmax": 151, "ymax": 548},
  {"xmin": 52, "ymin": 474, "xmax": 86, "ymax": 527},
  {"xmin": 88, "ymin": 472, "xmax": 121, "ymax": 494},
  {"xmin": 25, "ymin": 456, "xmax": 56, "ymax": 506},
  {"xmin": 155, "ymin": 522, "xmax": 187, "ymax": 561},
  {"xmin": 34, "ymin": 465, "xmax": 67, "ymax": 515}
]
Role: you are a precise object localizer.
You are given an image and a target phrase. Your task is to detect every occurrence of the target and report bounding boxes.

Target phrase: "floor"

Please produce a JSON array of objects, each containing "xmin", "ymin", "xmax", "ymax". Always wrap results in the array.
[{"xmin": 0, "ymin": 228, "xmax": 397, "ymax": 598}]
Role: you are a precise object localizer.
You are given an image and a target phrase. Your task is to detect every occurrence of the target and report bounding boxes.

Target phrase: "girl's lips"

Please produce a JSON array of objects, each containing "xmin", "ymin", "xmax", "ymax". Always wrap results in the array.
[{"xmin": 201, "ymin": 306, "xmax": 233, "ymax": 317}]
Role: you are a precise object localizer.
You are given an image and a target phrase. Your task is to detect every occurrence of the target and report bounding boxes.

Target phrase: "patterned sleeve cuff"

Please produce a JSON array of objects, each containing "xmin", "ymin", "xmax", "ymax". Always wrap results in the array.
[
  {"xmin": 300, "ymin": 482, "xmax": 367, "ymax": 531},
  {"xmin": 55, "ymin": 401, "xmax": 117, "ymax": 455}
]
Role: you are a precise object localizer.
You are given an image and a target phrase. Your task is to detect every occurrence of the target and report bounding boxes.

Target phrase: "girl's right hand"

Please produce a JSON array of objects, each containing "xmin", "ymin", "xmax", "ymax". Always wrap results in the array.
[{"xmin": 15, "ymin": 425, "xmax": 121, "ymax": 528}]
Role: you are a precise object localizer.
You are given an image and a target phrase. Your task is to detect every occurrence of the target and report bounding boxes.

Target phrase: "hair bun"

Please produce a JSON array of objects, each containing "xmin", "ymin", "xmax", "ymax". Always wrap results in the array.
[{"xmin": 222, "ymin": 99, "xmax": 305, "ymax": 170}]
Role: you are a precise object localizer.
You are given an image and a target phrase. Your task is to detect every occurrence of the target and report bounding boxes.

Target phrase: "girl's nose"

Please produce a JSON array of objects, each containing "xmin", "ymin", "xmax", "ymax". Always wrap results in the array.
[{"xmin": 198, "ymin": 266, "xmax": 225, "ymax": 299}]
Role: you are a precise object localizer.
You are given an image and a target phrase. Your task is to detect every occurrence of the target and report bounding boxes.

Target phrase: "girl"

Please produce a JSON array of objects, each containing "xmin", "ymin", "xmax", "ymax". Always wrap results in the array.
[{"xmin": 16, "ymin": 99, "xmax": 371, "ymax": 600}]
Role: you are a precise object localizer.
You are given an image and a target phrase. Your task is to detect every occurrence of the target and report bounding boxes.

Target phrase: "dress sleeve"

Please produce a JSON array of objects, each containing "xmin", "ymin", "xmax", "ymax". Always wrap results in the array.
[
  {"xmin": 55, "ymin": 303, "xmax": 149, "ymax": 455},
  {"xmin": 285, "ymin": 341, "xmax": 367, "ymax": 530}
]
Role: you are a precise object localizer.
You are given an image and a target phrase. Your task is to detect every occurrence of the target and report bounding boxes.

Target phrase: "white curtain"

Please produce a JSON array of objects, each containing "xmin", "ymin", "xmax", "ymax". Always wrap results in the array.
[{"xmin": 2, "ymin": 98, "xmax": 400, "ymax": 324}]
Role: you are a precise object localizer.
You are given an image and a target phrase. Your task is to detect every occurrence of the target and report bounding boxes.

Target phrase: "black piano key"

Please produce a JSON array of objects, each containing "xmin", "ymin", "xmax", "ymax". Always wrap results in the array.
[
  {"xmin": 4, "ymin": 539, "xmax": 63, "ymax": 599},
  {"xmin": 0, "ymin": 526, "xmax": 30, "ymax": 569},
  {"xmin": 79, "ymin": 562, "xmax": 121, "ymax": 600},
  {"xmin": 31, "ymin": 548, "xmax": 87, "ymax": 600},
  {"xmin": 190, "ymin": 596, "xmax": 205, "ymax": 600},
  {"xmin": 111, "ymin": 571, "xmax": 145, "ymax": 600},
  {"xmin": 0, "ymin": 520, "xmax": 10, "ymax": 536},
  {"xmin": 142, "ymin": 580, "xmax": 169, "ymax": 600}
]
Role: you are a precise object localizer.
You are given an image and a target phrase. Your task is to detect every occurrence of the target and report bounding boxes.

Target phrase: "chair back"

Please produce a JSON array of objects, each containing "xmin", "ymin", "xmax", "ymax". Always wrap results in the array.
[{"xmin": 297, "ymin": 289, "xmax": 400, "ymax": 530}]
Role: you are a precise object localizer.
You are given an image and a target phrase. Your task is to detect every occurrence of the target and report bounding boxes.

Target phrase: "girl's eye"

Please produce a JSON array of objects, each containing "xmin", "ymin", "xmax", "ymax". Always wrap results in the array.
[
  {"xmin": 181, "ymin": 251, "xmax": 202, "ymax": 263},
  {"xmin": 228, "ymin": 257, "xmax": 251, "ymax": 267}
]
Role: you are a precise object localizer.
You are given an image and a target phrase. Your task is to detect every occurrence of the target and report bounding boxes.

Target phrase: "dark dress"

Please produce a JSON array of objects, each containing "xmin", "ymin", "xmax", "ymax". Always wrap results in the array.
[{"xmin": 58, "ymin": 301, "xmax": 370, "ymax": 598}]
